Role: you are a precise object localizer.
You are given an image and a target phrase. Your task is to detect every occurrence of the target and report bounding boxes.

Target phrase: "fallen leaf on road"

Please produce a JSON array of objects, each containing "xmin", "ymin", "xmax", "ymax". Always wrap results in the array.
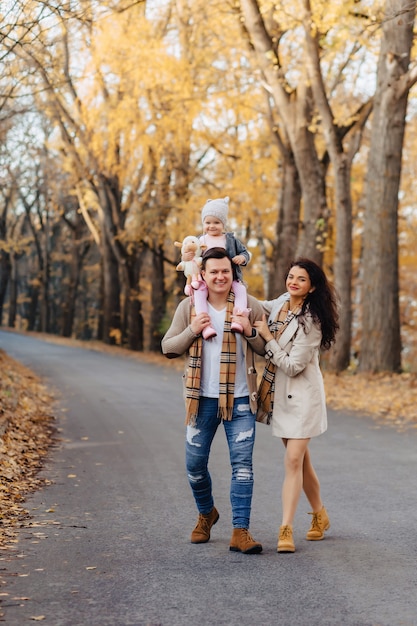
[{"xmin": 0, "ymin": 350, "xmax": 56, "ymax": 549}]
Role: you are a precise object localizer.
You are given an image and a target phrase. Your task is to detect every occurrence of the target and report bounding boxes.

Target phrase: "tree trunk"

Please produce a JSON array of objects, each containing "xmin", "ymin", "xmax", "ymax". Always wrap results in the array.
[
  {"xmin": 39, "ymin": 245, "xmax": 50, "ymax": 333},
  {"xmin": 0, "ymin": 201, "xmax": 11, "ymax": 325},
  {"xmin": 27, "ymin": 284, "xmax": 39, "ymax": 331},
  {"xmin": 291, "ymin": 81, "xmax": 327, "ymax": 265},
  {"xmin": 0, "ymin": 186, "xmax": 14, "ymax": 326},
  {"xmin": 360, "ymin": 0, "xmax": 417, "ymax": 372},
  {"xmin": 19, "ymin": 194, "xmax": 50, "ymax": 332},
  {"xmin": 96, "ymin": 261, "xmax": 104, "ymax": 341},
  {"xmin": 269, "ymin": 156, "xmax": 302, "ymax": 296},
  {"xmin": 8, "ymin": 253, "xmax": 18, "ymax": 328},
  {"xmin": 302, "ymin": 1, "xmax": 352, "ymax": 370},
  {"xmin": 101, "ymin": 228, "xmax": 121, "ymax": 345},
  {"xmin": 330, "ymin": 157, "xmax": 353, "ymax": 370},
  {"xmin": 123, "ymin": 252, "xmax": 144, "ymax": 351},
  {"xmin": 149, "ymin": 246, "xmax": 166, "ymax": 352},
  {"xmin": 239, "ymin": 0, "xmax": 327, "ymax": 265},
  {"xmin": 61, "ymin": 241, "xmax": 90, "ymax": 338},
  {"xmin": 0, "ymin": 252, "xmax": 11, "ymax": 326}
]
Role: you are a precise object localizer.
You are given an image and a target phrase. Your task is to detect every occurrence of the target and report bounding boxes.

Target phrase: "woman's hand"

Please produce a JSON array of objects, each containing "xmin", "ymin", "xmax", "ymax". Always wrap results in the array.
[{"xmin": 254, "ymin": 314, "xmax": 274, "ymax": 342}]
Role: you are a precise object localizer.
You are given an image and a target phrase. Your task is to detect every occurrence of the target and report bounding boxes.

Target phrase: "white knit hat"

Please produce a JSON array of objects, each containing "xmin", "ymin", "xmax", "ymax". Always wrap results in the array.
[{"xmin": 201, "ymin": 196, "xmax": 229, "ymax": 226}]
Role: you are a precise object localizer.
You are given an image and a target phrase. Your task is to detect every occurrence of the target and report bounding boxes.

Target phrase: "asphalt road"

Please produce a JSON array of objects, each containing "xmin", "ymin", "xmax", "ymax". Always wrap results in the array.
[{"xmin": 0, "ymin": 330, "xmax": 416, "ymax": 626}]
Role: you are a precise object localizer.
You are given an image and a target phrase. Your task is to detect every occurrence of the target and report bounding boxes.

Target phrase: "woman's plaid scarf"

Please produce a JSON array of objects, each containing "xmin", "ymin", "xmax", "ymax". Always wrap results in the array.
[
  {"xmin": 258, "ymin": 301, "xmax": 300, "ymax": 421},
  {"xmin": 185, "ymin": 291, "xmax": 236, "ymax": 425}
]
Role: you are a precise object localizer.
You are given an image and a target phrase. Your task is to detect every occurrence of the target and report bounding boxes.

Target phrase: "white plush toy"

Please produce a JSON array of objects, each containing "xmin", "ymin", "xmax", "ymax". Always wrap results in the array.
[{"xmin": 174, "ymin": 235, "xmax": 206, "ymax": 294}]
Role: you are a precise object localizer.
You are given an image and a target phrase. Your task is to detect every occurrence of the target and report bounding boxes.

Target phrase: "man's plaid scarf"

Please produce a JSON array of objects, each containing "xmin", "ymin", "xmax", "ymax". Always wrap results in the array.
[
  {"xmin": 258, "ymin": 301, "xmax": 300, "ymax": 422},
  {"xmin": 185, "ymin": 291, "xmax": 236, "ymax": 425}
]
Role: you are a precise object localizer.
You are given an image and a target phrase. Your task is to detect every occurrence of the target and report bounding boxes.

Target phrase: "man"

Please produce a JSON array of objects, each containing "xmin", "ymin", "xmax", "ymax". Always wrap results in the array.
[{"xmin": 161, "ymin": 247, "xmax": 265, "ymax": 554}]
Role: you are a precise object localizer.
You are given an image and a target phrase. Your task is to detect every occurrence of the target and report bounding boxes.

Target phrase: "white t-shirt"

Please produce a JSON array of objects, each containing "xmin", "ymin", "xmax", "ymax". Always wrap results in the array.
[{"xmin": 200, "ymin": 303, "xmax": 249, "ymax": 398}]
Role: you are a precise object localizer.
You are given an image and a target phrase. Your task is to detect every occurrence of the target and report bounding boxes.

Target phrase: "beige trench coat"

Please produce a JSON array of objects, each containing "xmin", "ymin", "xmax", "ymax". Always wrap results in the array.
[{"xmin": 261, "ymin": 294, "xmax": 327, "ymax": 439}]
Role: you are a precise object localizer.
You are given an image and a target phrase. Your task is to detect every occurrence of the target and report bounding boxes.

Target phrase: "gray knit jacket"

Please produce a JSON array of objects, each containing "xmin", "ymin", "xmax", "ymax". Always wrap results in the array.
[{"xmin": 198, "ymin": 232, "xmax": 251, "ymax": 281}]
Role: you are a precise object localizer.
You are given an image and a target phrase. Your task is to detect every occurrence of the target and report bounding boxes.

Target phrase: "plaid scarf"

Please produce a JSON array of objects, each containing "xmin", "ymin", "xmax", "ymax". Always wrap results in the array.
[
  {"xmin": 257, "ymin": 301, "xmax": 300, "ymax": 422},
  {"xmin": 185, "ymin": 291, "xmax": 236, "ymax": 425}
]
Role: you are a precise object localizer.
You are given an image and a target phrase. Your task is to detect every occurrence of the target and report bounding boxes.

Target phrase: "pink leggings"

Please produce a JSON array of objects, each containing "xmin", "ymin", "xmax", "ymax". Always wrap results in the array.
[{"xmin": 193, "ymin": 280, "xmax": 247, "ymax": 315}]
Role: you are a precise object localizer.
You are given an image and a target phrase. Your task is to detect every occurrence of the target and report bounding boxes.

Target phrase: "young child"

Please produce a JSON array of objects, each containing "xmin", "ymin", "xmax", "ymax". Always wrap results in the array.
[{"xmin": 193, "ymin": 196, "xmax": 251, "ymax": 339}]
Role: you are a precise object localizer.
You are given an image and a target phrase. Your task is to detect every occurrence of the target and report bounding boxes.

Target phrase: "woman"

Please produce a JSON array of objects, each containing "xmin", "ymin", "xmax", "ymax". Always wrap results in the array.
[{"xmin": 254, "ymin": 258, "xmax": 339, "ymax": 553}]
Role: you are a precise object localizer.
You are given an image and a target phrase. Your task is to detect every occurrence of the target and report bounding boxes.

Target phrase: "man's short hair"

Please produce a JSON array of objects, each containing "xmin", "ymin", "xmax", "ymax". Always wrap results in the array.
[
  {"xmin": 201, "ymin": 247, "xmax": 236, "ymax": 280},
  {"xmin": 201, "ymin": 247, "xmax": 232, "ymax": 268}
]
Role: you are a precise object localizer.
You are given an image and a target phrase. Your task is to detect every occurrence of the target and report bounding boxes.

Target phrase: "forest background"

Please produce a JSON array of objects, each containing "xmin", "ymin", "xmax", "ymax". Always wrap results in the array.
[{"xmin": 1, "ymin": 0, "xmax": 417, "ymax": 376}]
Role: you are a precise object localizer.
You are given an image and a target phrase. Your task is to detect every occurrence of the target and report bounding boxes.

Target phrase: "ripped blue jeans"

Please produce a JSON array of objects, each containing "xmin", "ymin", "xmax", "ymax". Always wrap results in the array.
[{"xmin": 185, "ymin": 396, "xmax": 256, "ymax": 529}]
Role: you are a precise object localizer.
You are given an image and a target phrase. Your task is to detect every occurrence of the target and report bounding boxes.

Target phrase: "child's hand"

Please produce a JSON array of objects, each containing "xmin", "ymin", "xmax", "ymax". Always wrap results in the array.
[
  {"xmin": 182, "ymin": 250, "xmax": 195, "ymax": 261},
  {"xmin": 232, "ymin": 254, "xmax": 246, "ymax": 265}
]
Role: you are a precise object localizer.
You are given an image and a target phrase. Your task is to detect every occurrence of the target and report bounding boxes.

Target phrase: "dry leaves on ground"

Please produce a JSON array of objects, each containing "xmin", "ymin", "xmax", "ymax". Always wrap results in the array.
[
  {"xmin": 0, "ymin": 350, "xmax": 56, "ymax": 549},
  {"xmin": 323, "ymin": 370, "xmax": 417, "ymax": 430}
]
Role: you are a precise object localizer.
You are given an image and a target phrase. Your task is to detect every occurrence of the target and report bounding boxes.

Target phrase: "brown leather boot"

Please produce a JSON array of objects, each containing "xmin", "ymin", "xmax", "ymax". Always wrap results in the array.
[
  {"xmin": 190, "ymin": 507, "xmax": 219, "ymax": 543},
  {"xmin": 306, "ymin": 506, "xmax": 330, "ymax": 540},
  {"xmin": 277, "ymin": 525, "xmax": 295, "ymax": 553},
  {"xmin": 229, "ymin": 528, "xmax": 262, "ymax": 554}
]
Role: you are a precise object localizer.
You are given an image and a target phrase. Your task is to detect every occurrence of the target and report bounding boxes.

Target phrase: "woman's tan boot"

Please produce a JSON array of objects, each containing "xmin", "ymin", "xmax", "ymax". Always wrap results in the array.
[
  {"xmin": 306, "ymin": 506, "xmax": 330, "ymax": 540},
  {"xmin": 277, "ymin": 525, "xmax": 295, "ymax": 553}
]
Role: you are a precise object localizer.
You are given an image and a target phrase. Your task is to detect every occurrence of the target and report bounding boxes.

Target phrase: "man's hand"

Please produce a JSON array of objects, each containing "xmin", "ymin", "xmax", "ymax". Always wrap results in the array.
[
  {"xmin": 231, "ymin": 313, "xmax": 252, "ymax": 337},
  {"xmin": 190, "ymin": 312, "xmax": 213, "ymax": 336}
]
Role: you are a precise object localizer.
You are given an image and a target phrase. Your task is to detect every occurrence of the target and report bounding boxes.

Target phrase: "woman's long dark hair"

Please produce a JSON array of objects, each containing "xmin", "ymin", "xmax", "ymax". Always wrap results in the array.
[{"xmin": 288, "ymin": 258, "xmax": 339, "ymax": 350}]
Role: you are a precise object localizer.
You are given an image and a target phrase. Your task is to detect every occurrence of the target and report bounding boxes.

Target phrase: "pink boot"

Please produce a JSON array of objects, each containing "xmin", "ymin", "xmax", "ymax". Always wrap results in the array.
[
  {"xmin": 231, "ymin": 307, "xmax": 251, "ymax": 334},
  {"xmin": 191, "ymin": 277, "xmax": 204, "ymax": 289},
  {"xmin": 185, "ymin": 279, "xmax": 204, "ymax": 295},
  {"xmin": 202, "ymin": 325, "xmax": 217, "ymax": 340}
]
